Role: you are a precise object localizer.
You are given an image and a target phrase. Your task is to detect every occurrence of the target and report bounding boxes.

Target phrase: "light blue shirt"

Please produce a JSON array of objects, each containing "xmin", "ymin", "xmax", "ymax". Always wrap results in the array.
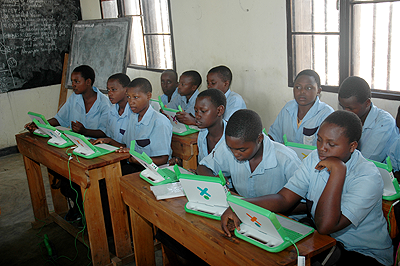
[
  {"xmin": 359, "ymin": 103, "xmax": 399, "ymax": 163},
  {"xmin": 268, "ymin": 97, "xmax": 334, "ymax": 146},
  {"xmin": 104, "ymin": 103, "xmax": 133, "ymax": 143},
  {"xmin": 197, "ymin": 120, "xmax": 227, "ymax": 162},
  {"xmin": 224, "ymin": 89, "xmax": 246, "ymax": 120},
  {"xmin": 388, "ymin": 135, "xmax": 400, "ymax": 172},
  {"xmin": 166, "ymin": 89, "xmax": 200, "ymax": 116},
  {"xmin": 54, "ymin": 86, "xmax": 111, "ymax": 132},
  {"xmin": 285, "ymin": 149, "xmax": 393, "ymax": 265},
  {"xmin": 122, "ymin": 105, "xmax": 172, "ymax": 157},
  {"xmin": 160, "ymin": 88, "xmax": 179, "ymax": 106},
  {"xmin": 200, "ymin": 133, "xmax": 301, "ymax": 198}
]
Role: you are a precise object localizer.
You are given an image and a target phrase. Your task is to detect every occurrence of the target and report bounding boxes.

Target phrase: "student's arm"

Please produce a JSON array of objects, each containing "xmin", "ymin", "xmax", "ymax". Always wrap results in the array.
[
  {"xmin": 175, "ymin": 111, "xmax": 196, "ymax": 125},
  {"xmin": 196, "ymin": 165, "xmax": 216, "ymax": 176},
  {"xmin": 92, "ymin": 137, "xmax": 125, "ymax": 148},
  {"xmin": 71, "ymin": 121, "xmax": 107, "ymax": 138},
  {"xmin": 48, "ymin": 118, "xmax": 60, "ymax": 127}
]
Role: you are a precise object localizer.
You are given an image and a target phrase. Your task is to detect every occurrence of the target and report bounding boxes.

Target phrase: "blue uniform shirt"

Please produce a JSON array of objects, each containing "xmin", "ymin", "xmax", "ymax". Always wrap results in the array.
[
  {"xmin": 224, "ymin": 89, "xmax": 246, "ymax": 120},
  {"xmin": 122, "ymin": 105, "xmax": 172, "ymax": 157},
  {"xmin": 285, "ymin": 149, "xmax": 393, "ymax": 265},
  {"xmin": 166, "ymin": 89, "xmax": 200, "ymax": 116},
  {"xmin": 104, "ymin": 103, "xmax": 133, "ymax": 143},
  {"xmin": 268, "ymin": 97, "xmax": 334, "ymax": 146},
  {"xmin": 200, "ymin": 134, "xmax": 301, "ymax": 198},
  {"xmin": 388, "ymin": 135, "xmax": 400, "ymax": 172},
  {"xmin": 359, "ymin": 103, "xmax": 399, "ymax": 162},
  {"xmin": 160, "ymin": 88, "xmax": 179, "ymax": 106},
  {"xmin": 54, "ymin": 86, "xmax": 111, "ymax": 132},
  {"xmin": 197, "ymin": 120, "xmax": 227, "ymax": 162}
]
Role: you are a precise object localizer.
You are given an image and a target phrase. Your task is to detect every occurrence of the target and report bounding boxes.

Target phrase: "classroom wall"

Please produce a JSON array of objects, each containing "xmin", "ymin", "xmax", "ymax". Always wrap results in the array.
[{"xmin": 1, "ymin": 0, "xmax": 398, "ymax": 150}]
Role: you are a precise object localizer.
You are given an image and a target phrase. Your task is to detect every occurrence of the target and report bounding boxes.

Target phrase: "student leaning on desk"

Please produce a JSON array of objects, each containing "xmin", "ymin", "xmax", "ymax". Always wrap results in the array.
[{"xmin": 221, "ymin": 110, "xmax": 393, "ymax": 266}]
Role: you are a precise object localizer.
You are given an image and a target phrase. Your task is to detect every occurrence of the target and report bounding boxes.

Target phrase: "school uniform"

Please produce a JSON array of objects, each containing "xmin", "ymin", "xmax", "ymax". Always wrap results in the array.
[
  {"xmin": 160, "ymin": 88, "xmax": 179, "ymax": 105},
  {"xmin": 104, "ymin": 103, "xmax": 133, "ymax": 143},
  {"xmin": 359, "ymin": 103, "xmax": 399, "ymax": 163},
  {"xmin": 199, "ymin": 133, "xmax": 301, "ymax": 198},
  {"xmin": 268, "ymin": 97, "xmax": 334, "ymax": 146},
  {"xmin": 122, "ymin": 105, "xmax": 172, "ymax": 157},
  {"xmin": 197, "ymin": 120, "xmax": 227, "ymax": 162},
  {"xmin": 224, "ymin": 89, "xmax": 246, "ymax": 120},
  {"xmin": 54, "ymin": 86, "xmax": 111, "ymax": 132},
  {"xmin": 166, "ymin": 89, "xmax": 200, "ymax": 116},
  {"xmin": 388, "ymin": 135, "xmax": 400, "ymax": 172},
  {"xmin": 285, "ymin": 149, "xmax": 393, "ymax": 265}
]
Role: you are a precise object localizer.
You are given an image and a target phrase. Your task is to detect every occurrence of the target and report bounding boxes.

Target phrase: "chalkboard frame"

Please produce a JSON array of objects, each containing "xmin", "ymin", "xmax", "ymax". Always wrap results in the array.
[{"xmin": 65, "ymin": 17, "xmax": 132, "ymax": 91}]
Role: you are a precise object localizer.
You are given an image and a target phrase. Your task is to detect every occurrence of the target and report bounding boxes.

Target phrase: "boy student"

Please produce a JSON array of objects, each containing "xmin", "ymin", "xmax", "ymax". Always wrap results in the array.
[
  {"xmin": 207, "ymin": 65, "xmax": 246, "ymax": 120},
  {"xmin": 388, "ymin": 105, "xmax": 400, "ymax": 180},
  {"xmin": 221, "ymin": 110, "xmax": 393, "ymax": 266},
  {"xmin": 338, "ymin": 76, "xmax": 399, "ymax": 163},
  {"xmin": 166, "ymin": 70, "xmax": 202, "ymax": 126},
  {"xmin": 160, "ymin": 69, "xmax": 179, "ymax": 105},
  {"xmin": 197, "ymin": 109, "xmax": 301, "ymax": 198},
  {"xmin": 268, "ymin": 69, "xmax": 334, "ymax": 146}
]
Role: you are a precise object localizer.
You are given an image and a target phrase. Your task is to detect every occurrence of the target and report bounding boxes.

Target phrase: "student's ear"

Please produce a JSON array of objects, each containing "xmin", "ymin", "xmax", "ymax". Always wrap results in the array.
[
  {"xmin": 349, "ymin": 141, "xmax": 358, "ymax": 153},
  {"xmin": 85, "ymin": 78, "xmax": 92, "ymax": 87},
  {"xmin": 257, "ymin": 133, "xmax": 264, "ymax": 145},
  {"xmin": 223, "ymin": 80, "xmax": 230, "ymax": 89},
  {"xmin": 217, "ymin": 105, "xmax": 225, "ymax": 117},
  {"xmin": 146, "ymin": 91, "xmax": 152, "ymax": 100},
  {"xmin": 317, "ymin": 86, "xmax": 322, "ymax": 96},
  {"xmin": 364, "ymin": 98, "xmax": 372, "ymax": 108}
]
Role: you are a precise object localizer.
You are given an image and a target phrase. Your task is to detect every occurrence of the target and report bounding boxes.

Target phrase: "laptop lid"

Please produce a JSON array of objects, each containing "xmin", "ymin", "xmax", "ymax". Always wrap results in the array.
[
  {"xmin": 33, "ymin": 119, "xmax": 74, "ymax": 148},
  {"xmin": 283, "ymin": 134, "xmax": 316, "ymax": 161},
  {"xmin": 227, "ymin": 195, "xmax": 314, "ymax": 253},
  {"xmin": 150, "ymin": 97, "xmax": 162, "ymax": 112},
  {"xmin": 160, "ymin": 103, "xmax": 199, "ymax": 136},
  {"xmin": 368, "ymin": 156, "xmax": 400, "ymax": 200}
]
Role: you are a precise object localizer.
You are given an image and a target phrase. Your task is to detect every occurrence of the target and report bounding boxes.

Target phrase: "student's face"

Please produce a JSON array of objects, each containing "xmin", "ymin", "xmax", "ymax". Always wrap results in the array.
[
  {"xmin": 178, "ymin": 75, "xmax": 196, "ymax": 97},
  {"xmin": 293, "ymin": 75, "xmax": 321, "ymax": 107},
  {"xmin": 126, "ymin": 87, "xmax": 151, "ymax": 115},
  {"xmin": 317, "ymin": 122, "xmax": 357, "ymax": 163},
  {"xmin": 338, "ymin": 96, "xmax": 371, "ymax": 119},
  {"xmin": 194, "ymin": 96, "xmax": 223, "ymax": 129},
  {"xmin": 107, "ymin": 79, "xmax": 127, "ymax": 104},
  {"xmin": 225, "ymin": 135, "xmax": 262, "ymax": 162},
  {"xmin": 207, "ymin": 73, "xmax": 229, "ymax": 93},
  {"xmin": 161, "ymin": 72, "xmax": 178, "ymax": 96},
  {"xmin": 71, "ymin": 72, "xmax": 91, "ymax": 94}
]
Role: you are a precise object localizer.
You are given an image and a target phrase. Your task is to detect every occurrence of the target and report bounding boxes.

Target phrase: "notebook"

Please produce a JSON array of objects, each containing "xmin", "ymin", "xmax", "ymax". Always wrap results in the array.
[
  {"xmin": 33, "ymin": 119, "xmax": 74, "ymax": 148},
  {"xmin": 227, "ymin": 195, "xmax": 314, "ymax": 253},
  {"xmin": 28, "ymin": 111, "xmax": 70, "ymax": 137},
  {"xmin": 368, "ymin": 156, "xmax": 400, "ymax": 201},
  {"xmin": 64, "ymin": 131, "xmax": 119, "ymax": 159},
  {"xmin": 161, "ymin": 103, "xmax": 199, "ymax": 136},
  {"xmin": 283, "ymin": 134, "xmax": 316, "ymax": 161},
  {"xmin": 175, "ymin": 165, "xmax": 230, "ymax": 220}
]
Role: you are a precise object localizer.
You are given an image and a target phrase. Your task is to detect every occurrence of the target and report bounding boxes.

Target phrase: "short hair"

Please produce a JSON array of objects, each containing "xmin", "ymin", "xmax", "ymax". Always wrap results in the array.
[
  {"xmin": 338, "ymin": 76, "xmax": 371, "ymax": 103},
  {"xmin": 127, "ymin": 77, "xmax": 152, "ymax": 93},
  {"xmin": 208, "ymin": 65, "xmax": 232, "ymax": 85},
  {"xmin": 162, "ymin": 69, "xmax": 178, "ymax": 82},
  {"xmin": 197, "ymin": 88, "xmax": 227, "ymax": 109},
  {"xmin": 295, "ymin": 69, "xmax": 321, "ymax": 88},
  {"xmin": 322, "ymin": 110, "xmax": 362, "ymax": 143},
  {"xmin": 73, "ymin": 65, "xmax": 95, "ymax": 86},
  {"xmin": 226, "ymin": 109, "xmax": 262, "ymax": 142},
  {"xmin": 182, "ymin": 70, "xmax": 202, "ymax": 88},
  {"xmin": 108, "ymin": 73, "xmax": 130, "ymax": 87}
]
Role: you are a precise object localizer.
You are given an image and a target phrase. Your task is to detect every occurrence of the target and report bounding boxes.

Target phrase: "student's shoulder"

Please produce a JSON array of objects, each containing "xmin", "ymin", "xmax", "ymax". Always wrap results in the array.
[
  {"xmin": 271, "ymin": 140, "xmax": 301, "ymax": 162},
  {"xmin": 374, "ymin": 105, "xmax": 396, "ymax": 124},
  {"xmin": 316, "ymin": 99, "xmax": 334, "ymax": 113},
  {"xmin": 151, "ymin": 108, "xmax": 172, "ymax": 126},
  {"xmin": 349, "ymin": 150, "xmax": 381, "ymax": 180}
]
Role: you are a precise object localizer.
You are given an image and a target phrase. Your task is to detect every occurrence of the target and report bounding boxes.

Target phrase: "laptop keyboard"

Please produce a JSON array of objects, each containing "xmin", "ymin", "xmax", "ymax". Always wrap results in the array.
[{"xmin": 283, "ymin": 227, "xmax": 303, "ymax": 241}]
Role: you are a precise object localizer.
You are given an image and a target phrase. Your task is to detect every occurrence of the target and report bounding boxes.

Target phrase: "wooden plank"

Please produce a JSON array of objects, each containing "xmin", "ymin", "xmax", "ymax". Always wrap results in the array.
[
  {"xmin": 58, "ymin": 53, "xmax": 69, "ymax": 111},
  {"xmin": 49, "ymin": 212, "xmax": 89, "ymax": 244},
  {"xmin": 130, "ymin": 208, "xmax": 155, "ymax": 266}
]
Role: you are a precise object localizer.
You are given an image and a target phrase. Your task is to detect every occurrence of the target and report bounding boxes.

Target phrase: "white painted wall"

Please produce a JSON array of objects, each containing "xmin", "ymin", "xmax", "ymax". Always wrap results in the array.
[{"xmin": 1, "ymin": 0, "xmax": 398, "ymax": 150}]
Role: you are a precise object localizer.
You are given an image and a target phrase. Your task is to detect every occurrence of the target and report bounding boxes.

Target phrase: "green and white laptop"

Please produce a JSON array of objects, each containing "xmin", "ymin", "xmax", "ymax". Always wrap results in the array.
[
  {"xmin": 161, "ymin": 103, "xmax": 199, "ymax": 136},
  {"xmin": 227, "ymin": 195, "xmax": 314, "ymax": 253},
  {"xmin": 175, "ymin": 165, "xmax": 230, "ymax": 220},
  {"xmin": 64, "ymin": 131, "xmax": 118, "ymax": 159},
  {"xmin": 32, "ymin": 119, "xmax": 74, "ymax": 148},
  {"xmin": 283, "ymin": 134, "xmax": 316, "ymax": 161},
  {"xmin": 368, "ymin": 157, "xmax": 400, "ymax": 201},
  {"xmin": 150, "ymin": 97, "xmax": 162, "ymax": 112},
  {"xmin": 28, "ymin": 111, "xmax": 70, "ymax": 137}
]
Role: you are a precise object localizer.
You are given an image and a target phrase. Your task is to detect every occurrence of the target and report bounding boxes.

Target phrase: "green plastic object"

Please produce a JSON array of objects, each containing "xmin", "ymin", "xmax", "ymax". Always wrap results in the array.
[
  {"xmin": 33, "ymin": 119, "xmax": 74, "ymax": 148},
  {"xmin": 368, "ymin": 156, "xmax": 400, "ymax": 201},
  {"xmin": 161, "ymin": 103, "xmax": 199, "ymax": 136}
]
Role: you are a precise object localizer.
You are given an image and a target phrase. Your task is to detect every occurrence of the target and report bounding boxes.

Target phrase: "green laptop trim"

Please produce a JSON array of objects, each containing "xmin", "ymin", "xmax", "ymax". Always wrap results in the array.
[
  {"xmin": 160, "ymin": 103, "xmax": 199, "ymax": 136},
  {"xmin": 28, "ymin": 111, "xmax": 50, "ymax": 137},
  {"xmin": 64, "ymin": 131, "xmax": 116, "ymax": 159},
  {"xmin": 227, "ymin": 195, "xmax": 314, "ymax": 253},
  {"xmin": 34, "ymin": 120, "xmax": 74, "ymax": 148},
  {"xmin": 283, "ymin": 134, "xmax": 317, "ymax": 151},
  {"xmin": 129, "ymin": 140, "xmax": 178, "ymax": 186}
]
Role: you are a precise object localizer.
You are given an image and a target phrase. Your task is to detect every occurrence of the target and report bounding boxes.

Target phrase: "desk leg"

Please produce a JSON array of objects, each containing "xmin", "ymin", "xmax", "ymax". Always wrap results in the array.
[
  {"xmin": 130, "ymin": 208, "xmax": 155, "ymax": 266},
  {"xmin": 47, "ymin": 170, "xmax": 68, "ymax": 214}
]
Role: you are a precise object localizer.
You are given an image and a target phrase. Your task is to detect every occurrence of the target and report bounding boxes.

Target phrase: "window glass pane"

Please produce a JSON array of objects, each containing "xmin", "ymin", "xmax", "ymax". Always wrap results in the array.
[
  {"xmin": 142, "ymin": 0, "xmax": 171, "ymax": 34},
  {"xmin": 129, "ymin": 17, "xmax": 146, "ymax": 66},
  {"xmin": 101, "ymin": 0, "xmax": 118, "ymax": 19},
  {"xmin": 124, "ymin": 0, "xmax": 140, "ymax": 16},
  {"xmin": 292, "ymin": 35, "xmax": 339, "ymax": 86},
  {"xmin": 144, "ymin": 35, "xmax": 173, "ymax": 69}
]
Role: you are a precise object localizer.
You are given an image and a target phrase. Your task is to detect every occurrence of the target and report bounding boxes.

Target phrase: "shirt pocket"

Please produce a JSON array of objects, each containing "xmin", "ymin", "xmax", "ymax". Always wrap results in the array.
[{"xmin": 303, "ymin": 127, "xmax": 319, "ymax": 146}]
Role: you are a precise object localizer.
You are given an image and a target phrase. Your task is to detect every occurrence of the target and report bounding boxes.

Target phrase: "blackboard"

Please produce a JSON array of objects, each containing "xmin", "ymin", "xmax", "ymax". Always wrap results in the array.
[
  {"xmin": 0, "ymin": 0, "xmax": 81, "ymax": 93},
  {"xmin": 66, "ymin": 18, "xmax": 131, "ymax": 91}
]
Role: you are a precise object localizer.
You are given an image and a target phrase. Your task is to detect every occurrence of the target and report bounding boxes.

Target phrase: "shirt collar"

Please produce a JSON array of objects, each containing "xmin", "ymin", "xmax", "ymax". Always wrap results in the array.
[
  {"xmin": 246, "ymin": 133, "xmax": 278, "ymax": 173},
  {"xmin": 225, "ymin": 89, "xmax": 232, "ymax": 98},
  {"xmin": 132, "ymin": 105, "xmax": 154, "ymax": 126},
  {"xmin": 363, "ymin": 102, "xmax": 377, "ymax": 129}
]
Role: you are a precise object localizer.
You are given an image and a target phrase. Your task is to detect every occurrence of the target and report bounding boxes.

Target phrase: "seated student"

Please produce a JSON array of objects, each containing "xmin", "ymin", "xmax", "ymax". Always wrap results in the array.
[
  {"xmin": 389, "ymin": 105, "xmax": 400, "ymax": 180},
  {"xmin": 268, "ymin": 69, "xmax": 334, "ymax": 146},
  {"xmin": 221, "ymin": 110, "xmax": 393, "ymax": 266},
  {"xmin": 166, "ymin": 70, "xmax": 202, "ymax": 126},
  {"xmin": 206, "ymin": 65, "xmax": 246, "ymax": 120},
  {"xmin": 338, "ymin": 76, "xmax": 398, "ymax": 163},
  {"xmin": 197, "ymin": 109, "xmax": 301, "ymax": 198},
  {"xmin": 160, "ymin": 69, "xmax": 179, "ymax": 105}
]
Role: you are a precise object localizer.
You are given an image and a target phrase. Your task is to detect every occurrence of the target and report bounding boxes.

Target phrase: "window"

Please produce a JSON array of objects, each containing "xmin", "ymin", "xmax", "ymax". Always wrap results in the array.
[
  {"xmin": 101, "ymin": 0, "xmax": 175, "ymax": 71},
  {"xmin": 287, "ymin": 0, "xmax": 400, "ymax": 99}
]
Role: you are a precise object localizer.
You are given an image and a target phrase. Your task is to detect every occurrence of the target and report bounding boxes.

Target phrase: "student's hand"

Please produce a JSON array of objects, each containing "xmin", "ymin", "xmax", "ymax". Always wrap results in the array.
[
  {"xmin": 71, "ymin": 121, "xmax": 86, "ymax": 134},
  {"xmin": 221, "ymin": 207, "xmax": 241, "ymax": 237},
  {"xmin": 176, "ymin": 111, "xmax": 196, "ymax": 125},
  {"xmin": 116, "ymin": 147, "xmax": 129, "ymax": 153},
  {"xmin": 315, "ymin": 157, "xmax": 346, "ymax": 173},
  {"xmin": 168, "ymin": 157, "xmax": 183, "ymax": 166},
  {"xmin": 24, "ymin": 122, "xmax": 38, "ymax": 133},
  {"xmin": 91, "ymin": 138, "xmax": 111, "ymax": 145}
]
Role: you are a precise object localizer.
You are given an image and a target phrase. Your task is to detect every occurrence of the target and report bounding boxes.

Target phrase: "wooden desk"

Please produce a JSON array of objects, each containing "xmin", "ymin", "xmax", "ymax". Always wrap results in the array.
[
  {"xmin": 120, "ymin": 173, "xmax": 336, "ymax": 266},
  {"xmin": 16, "ymin": 133, "xmax": 133, "ymax": 266},
  {"xmin": 382, "ymin": 199, "xmax": 399, "ymax": 239},
  {"xmin": 171, "ymin": 133, "xmax": 199, "ymax": 169}
]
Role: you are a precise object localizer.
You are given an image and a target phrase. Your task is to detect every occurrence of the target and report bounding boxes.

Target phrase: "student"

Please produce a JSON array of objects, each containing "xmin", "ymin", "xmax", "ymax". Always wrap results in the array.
[
  {"xmin": 338, "ymin": 76, "xmax": 398, "ymax": 163},
  {"xmin": 104, "ymin": 73, "xmax": 132, "ymax": 143},
  {"xmin": 160, "ymin": 69, "xmax": 179, "ymax": 105},
  {"xmin": 197, "ymin": 109, "xmax": 301, "ymax": 198},
  {"xmin": 221, "ymin": 110, "xmax": 393, "ymax": 266},
  {"xmin": 268, "ymin": 69, "xmax": 334, "ymax": 146},
  {"xmin": 388, "ymin": 105, "xmax": 400, "ymax": 180},
  {"xmin": 167, "ymin": 70, "xmax": 202, "ymax": 126},
  {"xmin": 206, "ymin": 65, "xmax": 246, "ymax": 120}
]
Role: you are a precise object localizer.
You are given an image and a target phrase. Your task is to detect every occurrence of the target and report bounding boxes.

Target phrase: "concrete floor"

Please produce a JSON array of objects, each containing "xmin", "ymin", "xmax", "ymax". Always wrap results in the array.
[{"xmin": 0, "ymin": 153, "xmax": 162, "ymax": 266}]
